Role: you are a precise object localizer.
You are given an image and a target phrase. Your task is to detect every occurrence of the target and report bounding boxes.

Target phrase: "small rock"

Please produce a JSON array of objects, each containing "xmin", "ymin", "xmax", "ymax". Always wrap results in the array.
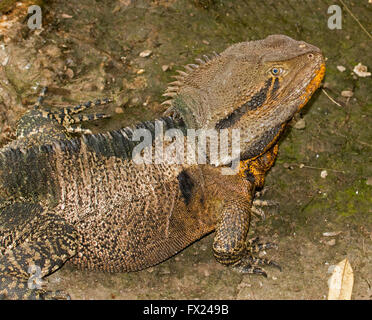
[
  {"xmin": 115, "ymin": 107, "xmax": 124, "ymax": 114},
  {"xmin": 136, "ymin": 69, "xmax": 145, "ymax": 75},
  {"xmin": 61, "ymin": 13, "xmax": 73, "ymax": 19},
  {"xmin": 200, "ymin": 244, "xmax": 207, "ymax": 251},
  {"xmin": 116, "ymin": 93, "xmax": 129, "ymax": 106},
  {"xmin": 143, "ymin": 96, "xmax": 150, "ymax": 107},
  {"xmin": 283, "ymin": 163, "xmax": 294, "ymax": 170},
  {"xmin": 320, "ymin": 170, "xmax": 328, "ymax": 179},
  {"xmin": 202, "ymin": 40, "xmax": 210, "ymax": 45},
  {"xmin": 65, "ymin": 68, "xmax": 74, "ymax": 79},
  {"xmin": 293, "ymin": 118, "xmax": 306, "ymax": 130},
  {"xmin": 299, "ymin": 163, "xmax": 305, "ymax": 168},
  {"xmin": 162, "ymin": 64, "xmax": 170, "ymax": 72},
  {"xmin": 131, "ymin": 97, "xmax": 139, "ymax": 105},
  {"xmin": 322, "ymin": 231, "xmax": 341, "ymax": 237},
  {"xmin": 65, "ymin": 58, "xmax": 75, "ymax": 66},
  {"xmin": 139, "ymin": 50, "xmax": 152, "ymax": 58},
  {"xmin": 353, "ymin": 62, "xmax": 371, "ymax": 77},
  {"xmin": 341, "ymin": 90, "xmax": 353, "ymax": 98},
  {"xmin": 366, "ymin": 177, "xmax": 372, "ymax": 186},
  {"xmin": 336, "ymin": 65, "xmax": 346, "ymax": 72},
  {"xmin": 325, "ymin": 239, "xmax": 336, "ymax": 246}
]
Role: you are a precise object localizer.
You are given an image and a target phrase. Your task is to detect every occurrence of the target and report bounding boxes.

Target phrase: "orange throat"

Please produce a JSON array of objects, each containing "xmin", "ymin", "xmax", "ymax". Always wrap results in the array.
[{"xmin": 298, "ymin": 62, "xmax": 326, "ymax": 111}]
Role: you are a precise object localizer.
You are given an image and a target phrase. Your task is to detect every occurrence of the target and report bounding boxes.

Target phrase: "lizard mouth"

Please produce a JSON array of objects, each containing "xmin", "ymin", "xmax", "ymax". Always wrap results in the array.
[
  {"xmin": 278, "ymin": 56, "xmax": 325, "ymax": 115},
  {"xmin": 297, "ymin": 62, "xmax": 326, "ymax": 111}
]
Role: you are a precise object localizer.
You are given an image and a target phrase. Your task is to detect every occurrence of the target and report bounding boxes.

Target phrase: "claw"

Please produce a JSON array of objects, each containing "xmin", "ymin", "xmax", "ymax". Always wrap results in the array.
[
  {"xmin": 246, "ymin": 238, "xmax": 278, "ymax": 253},
  {"xmin": 235, "ymin": 264, "xmax": 268, "ymax": 277},
  {"xmin": 251, "ymin": 205, "xmax": 266, "ymax": 220}
]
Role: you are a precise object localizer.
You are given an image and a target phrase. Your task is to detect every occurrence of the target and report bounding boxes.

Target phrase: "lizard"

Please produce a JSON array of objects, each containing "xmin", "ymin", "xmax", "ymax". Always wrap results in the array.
[{"xmin": 0, "ymin": 34, "xmax": 325, "ymax": 299}]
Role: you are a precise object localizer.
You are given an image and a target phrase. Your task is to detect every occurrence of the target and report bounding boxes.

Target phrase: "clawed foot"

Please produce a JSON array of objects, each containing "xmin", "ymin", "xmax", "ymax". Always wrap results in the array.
[
  {"xmin": 251, "ymin": 188, "xmax": 279, "ymax": 220},
  {"xmin": 34, "ymin": 86, "xmax": 113, "ymax": 134},
  {"xmin": 40, "ymin": 289, "xmax": 71, "ymax": 300},
  {"xmin": 233, "ymin": 237, "xmax": 281, "ymax": 277}
]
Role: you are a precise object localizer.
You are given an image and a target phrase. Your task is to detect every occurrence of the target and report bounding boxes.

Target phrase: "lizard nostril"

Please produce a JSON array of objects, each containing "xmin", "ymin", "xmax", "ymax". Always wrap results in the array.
[{"xmin": 308, "ymin": 53, "xmax": 314, "ymax": 59}]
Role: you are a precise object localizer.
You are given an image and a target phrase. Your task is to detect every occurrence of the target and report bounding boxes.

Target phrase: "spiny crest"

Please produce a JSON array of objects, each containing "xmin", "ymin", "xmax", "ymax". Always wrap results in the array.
[{"xmin": 162, "ymin": 51, "xmax": 221, "ymax": 115}]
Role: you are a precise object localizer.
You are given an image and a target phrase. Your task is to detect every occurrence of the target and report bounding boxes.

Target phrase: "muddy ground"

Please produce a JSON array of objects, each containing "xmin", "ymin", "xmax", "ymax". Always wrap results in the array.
[{"xmin": 0, "ymin": 0, "xmax": 371, "ymax": 300}]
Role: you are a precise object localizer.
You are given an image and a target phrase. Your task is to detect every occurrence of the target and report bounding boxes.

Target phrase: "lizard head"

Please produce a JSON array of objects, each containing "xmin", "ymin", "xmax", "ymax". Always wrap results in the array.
[{"xmin": 163, "ymin": 34, "xmax": 325, "ymax": 161}]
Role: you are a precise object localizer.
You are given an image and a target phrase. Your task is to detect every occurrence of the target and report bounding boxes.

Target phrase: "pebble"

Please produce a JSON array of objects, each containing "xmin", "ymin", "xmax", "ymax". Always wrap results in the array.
[
  {"xmin": 131, "ymin": 97, "xmax": 139, "ymax": 104},
  {"xmin": 325, "ymin": 239, "xmax": 336, "ymax": 246},
  {"xmin": 293, "ymin": 118, "xmax": 306, "ymax": 130},
  {"xmin": 115, "ymin": 107, "xmax": 124, "ymax": 114},
  {"xmin": 136, "ymin": 69, "xmax": 145, "ymax": 74},
  {"xmin": 320, "ymin": 170, "xmax": 328, "ymax": 179},
  {"xmin": 61, "ymin": 13, "xmax": 73, "ymax": 19},
  {"xmin": 139, "ymin": 50, "xmax": 152, "ymax": 58},
  {"xmin": 283, "ymin": 163, "xmax": 294, "ymax": 170},
  {"xmin": 366, "ymin": 177, "xmax": 372, "ymax": 186},
  {"xmin": 162, "ymin": 65, "xmax": 170, "ymax": 72},
  {"xmin": 336, "ymin": 65, "xmax": 346, "ymax": 72},
  {"xmin": 65, "ymin": 68, "xmax": 74, "ymax": 79},
  {"xmin": 341, "ymin": 90, "xmax": 353, "ymax": 98},
  {"xmin": 322, "ymin": 231, "xmax": 341, "ymax": 237}
]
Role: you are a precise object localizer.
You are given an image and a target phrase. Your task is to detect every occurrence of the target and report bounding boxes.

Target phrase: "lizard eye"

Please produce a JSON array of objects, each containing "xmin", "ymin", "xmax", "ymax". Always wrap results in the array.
[{"xmin": 271, "ymin": 67, "xmax": 283, "ymax": 76}]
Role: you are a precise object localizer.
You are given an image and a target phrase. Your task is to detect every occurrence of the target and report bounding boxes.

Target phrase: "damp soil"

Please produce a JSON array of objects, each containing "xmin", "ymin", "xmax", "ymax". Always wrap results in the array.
[{"xmin": 0, "ymin": 0, "xmax": 371, "ymax": 300}]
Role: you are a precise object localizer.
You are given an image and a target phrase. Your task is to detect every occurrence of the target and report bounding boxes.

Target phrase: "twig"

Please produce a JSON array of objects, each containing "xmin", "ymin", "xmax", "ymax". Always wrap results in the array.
[
  {"xmin": 339, "ymin": 0, "xmax": 372, "ymax": 40},
  {"xmin": 298, "ymin": 164, "xmax": 346, "ymax": 174},
  {"xmin": 321, "ymin": 88, "xmax": 342, "ymax": 107},
  {"xmin": 334, "ymin": 132, "xmax": 372, "ymax": 148}
]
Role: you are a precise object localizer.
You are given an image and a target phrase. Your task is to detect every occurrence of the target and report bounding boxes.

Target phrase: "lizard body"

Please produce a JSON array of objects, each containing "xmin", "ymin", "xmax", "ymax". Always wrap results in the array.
[{"xmin": 0, "ymin": 35, "xmax": 325, "ymax": 299}]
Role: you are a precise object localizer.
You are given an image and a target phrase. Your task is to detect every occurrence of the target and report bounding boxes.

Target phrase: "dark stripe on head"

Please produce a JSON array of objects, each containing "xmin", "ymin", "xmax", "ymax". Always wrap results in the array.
[
  {"xmin": 215, "ymin": 78, "xmax": 273, "ymax": 129},
  {"xmin": 271, "ymin": 77, "xmax": 280, "ymax": 98}
]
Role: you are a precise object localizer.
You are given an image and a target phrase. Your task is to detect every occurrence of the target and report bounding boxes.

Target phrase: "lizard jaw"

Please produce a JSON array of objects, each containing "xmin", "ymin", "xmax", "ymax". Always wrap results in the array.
[{"xmin": 297, "ymin": 62, "xmax": 326, "ymax": 112}]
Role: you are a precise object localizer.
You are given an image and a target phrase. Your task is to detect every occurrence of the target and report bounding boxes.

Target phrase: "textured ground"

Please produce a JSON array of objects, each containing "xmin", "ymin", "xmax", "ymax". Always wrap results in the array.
[{"xmin": 0, "ymin": 0, "xmax": 371, "ymax": 299}]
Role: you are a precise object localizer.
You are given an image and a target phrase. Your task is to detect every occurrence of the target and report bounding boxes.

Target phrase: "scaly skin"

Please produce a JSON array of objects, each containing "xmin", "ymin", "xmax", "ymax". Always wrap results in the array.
[{"xmin": 0, "ymin": 35, "xmax": 325, "ymax": 299}]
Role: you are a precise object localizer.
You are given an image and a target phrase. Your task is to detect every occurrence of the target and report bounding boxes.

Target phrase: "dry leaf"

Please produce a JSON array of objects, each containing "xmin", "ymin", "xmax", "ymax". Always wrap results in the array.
[{"xmin": 327, "ymin": 258, "xmax": 354, "ymax": 300}]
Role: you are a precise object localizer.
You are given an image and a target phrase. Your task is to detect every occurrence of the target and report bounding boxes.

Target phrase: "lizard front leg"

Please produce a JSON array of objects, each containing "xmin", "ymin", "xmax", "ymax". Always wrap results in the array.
[
  {"xmin": 212, "ymin": 194, "xmax": 280, "ymax": 277},
  {"xmin": 238, "ymin": 144, "xmax": 279, "ymax": 219},
  {"xmin": 239, "ymin": 144, "xmax": 279, "ymax": 190}
]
